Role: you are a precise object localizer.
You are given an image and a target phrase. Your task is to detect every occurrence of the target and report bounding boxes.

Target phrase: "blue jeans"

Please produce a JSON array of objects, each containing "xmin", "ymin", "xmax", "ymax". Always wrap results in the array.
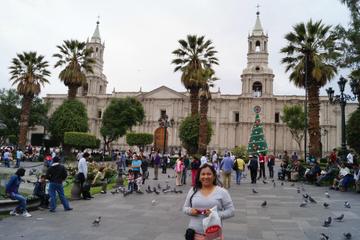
[
  {"xmin": 49, "ymin": 182, "xmax": 70, "ymax": 211},
  {"xmin": 236, "ymin": 170, "xmax": 243, "ymax": 184},
  {"xmin": 10, "ymin": 192, "xmax": 27, "ymax": 213},
  {"xmin": 128, "ymin": 182, "xmax": 134, "ymax": 192},
  {"xmin": 15, "ymin": 158, "xmax": 20, "ymax": 168},
  {"xmin": 4, "ymin": 158, "xmax": 10, "ymax": 167}
]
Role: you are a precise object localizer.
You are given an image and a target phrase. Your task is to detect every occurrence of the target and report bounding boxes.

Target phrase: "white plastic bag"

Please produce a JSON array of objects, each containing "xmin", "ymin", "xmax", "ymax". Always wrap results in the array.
[{"xmin": 202, "ymin": 206, "xmax": 222, "ymax": 240}]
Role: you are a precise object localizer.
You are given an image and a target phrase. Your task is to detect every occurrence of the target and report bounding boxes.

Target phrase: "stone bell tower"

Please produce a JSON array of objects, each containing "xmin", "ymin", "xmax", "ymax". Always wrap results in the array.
[
  {"xmin": 80, "ymin": 19, "xmax": 108, "ymax": 96},
  {"xmin": 241, "ymin": 11, "xmax": 274, "ymax": 98}
]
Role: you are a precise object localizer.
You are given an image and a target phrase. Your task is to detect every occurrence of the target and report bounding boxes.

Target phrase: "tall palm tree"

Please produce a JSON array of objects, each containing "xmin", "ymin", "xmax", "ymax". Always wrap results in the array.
[
  {"xmin": 281, "ymin": 19, "xmax": 340, "ymax": 158},
  {"xmin": 172, "ymin": 35, "xmax": 218, "ymax": 116},
  {"xmin": 9, "ymin": 51, "xmax": 50, "ymax": 149},
  {"xmin": 53, "ymin": 40, "xmax": 94, "ymax": 99},
  {"xmin": 198, "ymin": 68, "xmax": 217, "ymax": 155}
]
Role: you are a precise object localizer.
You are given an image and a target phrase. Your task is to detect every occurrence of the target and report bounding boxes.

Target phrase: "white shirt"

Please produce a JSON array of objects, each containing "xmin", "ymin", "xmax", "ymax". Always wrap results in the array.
[
  {"xmin": 347, "ymin": 153, "xmax": 353, "ymax": 164},
  {"xmin": 78, "ymin": 157, "xmax": 88, "ymax": 178},
  {"xmin": 212, "ymin": 153, "xmax": 218, "ymax": 163},
  {"xmin": 354, "ymin": 169, "xmax": 360, "ymax": 181},
  {"xmin": 339, "ymin": 167, "xmax": 350, "ymax": 177},
  {"xmin": 200, "ymin": 156, "xmax": 208, "ymax": 165}
]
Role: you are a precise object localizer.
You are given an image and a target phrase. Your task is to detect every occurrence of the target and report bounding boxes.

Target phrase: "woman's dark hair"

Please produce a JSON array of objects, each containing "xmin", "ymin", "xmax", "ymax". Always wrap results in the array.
[
  {"xmin": 83, "ymin": 152, "xmax": 90, "ymax": 158},
  {"xmin": 15, "ymin": 168, "xmax": 26, "ymax": 177},
  {"xmin": 189, "ymin": 163, "xmax": 217, "ymax": 207}
]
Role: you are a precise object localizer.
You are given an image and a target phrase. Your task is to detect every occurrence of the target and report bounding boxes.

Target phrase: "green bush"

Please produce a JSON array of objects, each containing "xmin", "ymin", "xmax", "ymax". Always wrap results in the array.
[
  {"xmin": 64, "ymin": 132, "xmax": 98, "ymax": 149},
  {"xmin": 126, "ymin": 132, "xmax": 153, "ymax": 148},
  {"xmin": 232, "ymin": 145, "xmax": 249, "ymax": 162},
  {"xmin": 347, "ymin": 108, "xmax": 360, "ymax": 155},
  {"xmin": 48, "ymin": 100, "xmax": 88, "ymax": 144}
]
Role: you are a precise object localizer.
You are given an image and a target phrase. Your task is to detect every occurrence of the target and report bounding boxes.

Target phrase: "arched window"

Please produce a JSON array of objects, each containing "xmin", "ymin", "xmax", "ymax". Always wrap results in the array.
[
  {"xmin": 255, "ymin": 41, "xmax": 261, "ymax": 52},
  {"xmin": 252, "ymin": 81, "xmax": 262, "ymax": 97}
]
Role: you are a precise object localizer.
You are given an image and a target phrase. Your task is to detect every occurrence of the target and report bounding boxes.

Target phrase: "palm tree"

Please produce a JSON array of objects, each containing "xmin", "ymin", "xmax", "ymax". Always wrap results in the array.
[
  {"xmin": 281, "ymin": 19, "xmax": 340, "ymax": 158},
  {"xmin": 9, "ymin": 51, "xmax": 50, "ymax": 149},
  {"xmin": 172, "ymin": 35, "xmax": 218, "ymax": 116},
  {"xmin": 198, "ymin": 68, "xmax": 217, "ymax": 155},
  {"xmin": 53, "ymin": 40, "xmax": 94, "ymax": 99}
]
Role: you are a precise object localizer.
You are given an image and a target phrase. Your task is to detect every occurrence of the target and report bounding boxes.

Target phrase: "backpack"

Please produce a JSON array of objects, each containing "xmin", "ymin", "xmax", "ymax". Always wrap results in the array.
[{"xmin": 233, "ymin": 159, "xmax": 238, "ymax": 171}]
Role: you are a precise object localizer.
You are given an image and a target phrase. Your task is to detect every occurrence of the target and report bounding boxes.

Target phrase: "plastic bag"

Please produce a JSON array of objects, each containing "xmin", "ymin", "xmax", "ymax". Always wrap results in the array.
[{"xmin": 202, "ymin": 206, "xmax": 222, "ymax": 240}]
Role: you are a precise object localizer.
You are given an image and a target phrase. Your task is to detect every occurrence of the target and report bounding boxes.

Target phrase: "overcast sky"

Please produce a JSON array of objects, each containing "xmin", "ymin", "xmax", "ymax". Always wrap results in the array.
[{"xmin": 0, "ymin": 0, "xmax": 352, "ymax": 97}]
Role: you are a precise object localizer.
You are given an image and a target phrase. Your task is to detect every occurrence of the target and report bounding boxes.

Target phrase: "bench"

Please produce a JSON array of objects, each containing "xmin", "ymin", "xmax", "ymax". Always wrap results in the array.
[{"xmin": 0, "ymin": 196, "xmax": 40, "ymax": 213}]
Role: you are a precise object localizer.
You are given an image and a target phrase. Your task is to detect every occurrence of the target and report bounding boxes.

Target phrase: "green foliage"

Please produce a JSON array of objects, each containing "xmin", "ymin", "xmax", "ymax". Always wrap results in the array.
[
  {"xmin": 64, "ymin": 132, "xmax": 98, "ymax": 149},
  {"xmin": 100, "ymin": 97, "xmax": 145, "ymax": 145},
  {"xmin": 126, "ymin": 132, "xmax": 153, "ymax": 148},
  {"xmin": 179, "ymin": 115, "xmax": 212, "ymax": 155},
  {"xmin": 232, "ymin": 145, "xmax": 248, "ymax": 162},
  {"xmin": 281, "ymin": 105, "xmax": 305, "ymax": 153},
  {"xmin": 0, "ymin": 89, "xmax": 50, "ymax": 145},
  {"xmin": 49, "ymin": 100, "xmax": 88, "ymax": 143},
  {"xmin": 347, "ymin": 108, "xmax": 360, "ymax": 155}
]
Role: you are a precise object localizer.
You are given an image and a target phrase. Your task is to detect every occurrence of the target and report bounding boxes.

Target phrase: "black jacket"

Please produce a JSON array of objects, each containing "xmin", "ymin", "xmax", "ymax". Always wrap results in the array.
[
  {"xmin": 46, "ymin": 163, "xmax": 68, "ymax": 184},
  {"xmin": 248, "ymin": 158, "xmax": 258, "ymax": 170}
]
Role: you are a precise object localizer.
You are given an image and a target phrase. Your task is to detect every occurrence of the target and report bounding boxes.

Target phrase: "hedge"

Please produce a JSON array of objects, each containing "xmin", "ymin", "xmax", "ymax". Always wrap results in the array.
[{"xmin": 64, "ymin": 132, "xmax": 99, "ymax": 149}]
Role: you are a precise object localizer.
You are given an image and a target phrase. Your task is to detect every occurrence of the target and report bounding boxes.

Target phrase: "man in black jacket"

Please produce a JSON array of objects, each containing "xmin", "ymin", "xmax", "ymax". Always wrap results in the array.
[
  {"xmin": 46, "ymin": 156, "xmax": 72, "ymax": 212},
  {"xmin": 248, "ymin": 155, "xmax": 259, "ymax": 184}
]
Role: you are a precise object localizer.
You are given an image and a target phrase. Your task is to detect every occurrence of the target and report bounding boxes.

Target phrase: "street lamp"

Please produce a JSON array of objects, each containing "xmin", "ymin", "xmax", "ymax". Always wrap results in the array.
[
  {"xmin": 321, "ymin": 128, "xmax": 328, "ymax": 157},
  {"xmin": 158, "ymin": 114, "xmax": 175, "ymax": 155},
  {"xmin": 326, "ymin": 76, "xmax": 356, "ymax": 162}
]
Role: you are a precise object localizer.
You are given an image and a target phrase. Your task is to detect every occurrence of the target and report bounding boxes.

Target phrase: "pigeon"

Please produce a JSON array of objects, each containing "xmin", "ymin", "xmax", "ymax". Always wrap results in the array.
[
  {"xmin": 302, "ymin": 193, "xmax": 309, "ymax": 199},
  {"xmin": 325, "ymin": 191, "xmax": 330, "ymax": 198},
  {"xmin": 252, "ymin": 188, "xmax": 258, "ymax": 194},
  {"xmin": 151, "ymin": 199, "xmax": 157, "ymax": 206},
  {"xmin": 153, "ymin": 187, "xmax": 160, "ymax": 195},
  {"xmin": 123, "ymin": 191, "xmax": 131, "ymax": 197},
  {"xmin": 343, "ymin": 232, "xmax": 352, "ymax": 239},
  {"xmin": 146, "ymin": 185, "xmax": 152, "ymax": 193},
  {"xmin": 162, "ymin": 185, "xmax": 171, "ymax": 192},
  {"xmin": 344, "ymin": 201, "xmax": 351, "ymax": 208},
  {"xmin": 320, "ymin": 233, "xmax": 329, "ymax": 240},
  {"xmin": 297, "ymin": 189, "xmax": 301, "ymax": 194},
  {"xmin": 157, "ymin": 183, "xmax": 161, "ymax": 189},
  {"xmin": 261, "ymin": 201, "xmax": 267, "ymax": 207},
  {"xmin": 308, "ymin": 196, "xmax": 317, "ymax": 203},
  {"xmin": 299, "ymin": 202, "xmax": 307, "ymax": 208},
  {"xmin": 281, "ymin": 182, "xmax": 284, "ymax": 186},
  {"xmin": 323, "ymin": 217, "xmax": 332, "ymax": 227},
  {"xmin": 301, "ymin": 186, "xmax": 306, "ymax": 192},
  {"xmin": 290, "ymin": 183, "xmax": 295, "ymax": 187},
  {"xmin": 335, "ymin": 213, "xmax": 344, "ymax": 221},
  {"xmin": 323, "ymin": 202, "xmax": 330, "ymax": 208},
  {"xmin": 92, "ymin": 216, "xmax": 101, "ymax": 226},
  {"xmin": 263, "ymin": 180, "xmax": 268, "ymax": 184},
  {"xmin": 273, "ymin": 182, "xmax": 276, "ymax": 188},
  {"xmin": 167, "ymin": 175, "xmax": 170, "ymax": 178},
  {"xmin": 110, "ymin": 189, "xmax": 119, "ymax": 194}
]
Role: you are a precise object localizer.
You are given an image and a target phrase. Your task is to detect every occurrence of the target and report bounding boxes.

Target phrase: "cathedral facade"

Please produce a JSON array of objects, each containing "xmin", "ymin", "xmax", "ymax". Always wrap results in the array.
[{"xmin": 40, "ymin": 15, "xmax": 357, "ymax": 156}]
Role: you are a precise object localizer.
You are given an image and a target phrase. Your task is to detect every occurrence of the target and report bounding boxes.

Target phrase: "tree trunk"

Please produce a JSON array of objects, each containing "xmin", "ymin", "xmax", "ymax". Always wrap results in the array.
[
  {"xmin": 190, "ymin": 88, "xmax": 199, "ymax": 116},
  {"xmin": 198, "ymin": 95, "xmax": 209, "ymax": 155},
  {"xmin": 68, "ymin": 85, "xmax": 78, "ymax": 99},
  {"xmin": 308, "ymin": 83, "xmax": 322, "ymax": 158},
  {"xmin": 18, "ymin": 95, "xmax": 33, "ymax": 150}
]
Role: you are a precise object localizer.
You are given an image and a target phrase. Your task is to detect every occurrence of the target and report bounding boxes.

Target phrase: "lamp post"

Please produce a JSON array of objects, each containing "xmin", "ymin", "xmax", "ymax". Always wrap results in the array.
[
  {"xmin": 158, "ymin": 114, "xmax": 174, "ymax": 155},
  {"xmin": 326, "ymin": 76, "xmax": 356, "ymax": 162},
  {"xmin": 321, "ymin": 128, "xmax": 328, "ymax": 157}
]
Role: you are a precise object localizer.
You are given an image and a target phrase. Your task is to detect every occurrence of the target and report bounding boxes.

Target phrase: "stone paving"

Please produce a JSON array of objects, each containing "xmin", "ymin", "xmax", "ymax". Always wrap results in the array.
[{"xmin": 0, "ymin": 164, "xmax": 360, "ymax": 240}]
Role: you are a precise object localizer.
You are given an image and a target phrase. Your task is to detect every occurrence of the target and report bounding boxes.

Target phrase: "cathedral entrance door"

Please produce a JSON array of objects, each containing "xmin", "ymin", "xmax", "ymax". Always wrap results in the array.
[{"xmin": 154, "ymin": 127, "xmax": 168, "ymax": 153}]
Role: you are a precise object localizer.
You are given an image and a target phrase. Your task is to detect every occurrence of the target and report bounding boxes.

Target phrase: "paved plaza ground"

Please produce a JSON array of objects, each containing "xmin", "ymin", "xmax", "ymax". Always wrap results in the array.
[{"xmin": 0, "ymin": 163, "xmax": 360, "ymax": 240}]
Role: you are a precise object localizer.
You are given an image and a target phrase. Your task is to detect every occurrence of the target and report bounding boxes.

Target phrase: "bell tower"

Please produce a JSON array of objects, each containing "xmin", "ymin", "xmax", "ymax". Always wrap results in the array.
[
  {"xmin": 241, "ymin": 11, "xmax": 274, "ymax": 97},
  {"xmin": 80, "ymin": 19, "xmax": 107, "ymax": 96}
]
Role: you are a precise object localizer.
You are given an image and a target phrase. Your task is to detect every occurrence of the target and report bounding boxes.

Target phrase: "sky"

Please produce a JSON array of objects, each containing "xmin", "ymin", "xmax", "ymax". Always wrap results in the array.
[{"xmin": 0, "ymin": 0, "xmax": 353, "ymax": 97}]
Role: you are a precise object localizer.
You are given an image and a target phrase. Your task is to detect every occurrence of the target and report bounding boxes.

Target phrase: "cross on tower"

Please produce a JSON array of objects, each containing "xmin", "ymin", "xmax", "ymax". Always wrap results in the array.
[
  {"xmin": 256, "ymin": 4, "xmax": 260, "ymax": 15},
  {"xmin": 97, "ymin": 15, "xmax": 100, "ymax": 25}
]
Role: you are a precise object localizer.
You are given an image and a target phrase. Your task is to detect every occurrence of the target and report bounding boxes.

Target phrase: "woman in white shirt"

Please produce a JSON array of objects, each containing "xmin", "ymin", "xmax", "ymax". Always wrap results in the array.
[{"xmin": 77, "ymin": 152, "xmax": 89, "ymax": 199}]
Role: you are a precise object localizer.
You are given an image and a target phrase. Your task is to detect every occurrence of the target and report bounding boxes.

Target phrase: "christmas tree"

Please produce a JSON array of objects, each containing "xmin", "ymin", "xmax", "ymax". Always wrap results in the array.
[{"xmin": 247, "ymin": 110, "xmax": 268, "ymax": 155}]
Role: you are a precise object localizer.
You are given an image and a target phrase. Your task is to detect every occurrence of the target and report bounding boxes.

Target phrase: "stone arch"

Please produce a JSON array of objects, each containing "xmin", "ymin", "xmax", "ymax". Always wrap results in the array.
[{"xmin": 252, "ymin": 81, "xmax": 262, "ymax": 97}]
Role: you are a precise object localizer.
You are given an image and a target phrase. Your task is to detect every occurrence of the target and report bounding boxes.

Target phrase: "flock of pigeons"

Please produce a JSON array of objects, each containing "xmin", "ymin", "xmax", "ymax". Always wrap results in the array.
[{"xmin": 252, "ymin": 179, "xmax": 354, "ymax": 239}]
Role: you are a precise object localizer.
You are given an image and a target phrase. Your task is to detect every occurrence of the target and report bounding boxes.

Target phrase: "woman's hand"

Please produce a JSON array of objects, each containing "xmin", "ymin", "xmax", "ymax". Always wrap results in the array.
[
  {"xmin": 190, "ymin": 208, "xmax": 199, "ymax": 216},
  {"xmin": 204, "ymin": 208, "xmax": 211, "ymax": 216}
]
